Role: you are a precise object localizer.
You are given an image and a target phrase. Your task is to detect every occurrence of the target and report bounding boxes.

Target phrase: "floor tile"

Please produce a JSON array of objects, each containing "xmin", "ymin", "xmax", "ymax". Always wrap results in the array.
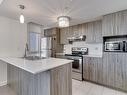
[
  {"xmin": 72, "ymin": 79, "xmax": 127, "ymax": 95},
  {"xmin": 0, "ymin": 79, "xmax": 127, "ymax": 95}
]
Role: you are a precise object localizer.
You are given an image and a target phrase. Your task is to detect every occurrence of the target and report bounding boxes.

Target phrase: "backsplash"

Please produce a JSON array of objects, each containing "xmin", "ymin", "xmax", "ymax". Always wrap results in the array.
[{"xmin": 64, "ymin": 42, "xmax": 103, "ymax": 56}]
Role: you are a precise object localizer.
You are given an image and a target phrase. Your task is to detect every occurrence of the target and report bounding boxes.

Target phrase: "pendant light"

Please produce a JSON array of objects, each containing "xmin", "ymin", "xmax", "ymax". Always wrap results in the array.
[
  {"xmin": 19, "ymin": 5, "xmax": 25, "ymax": 24},
  {"xmin": 20, "ymin": 14, "xmax": 24, "ymax": 23},
  {"xmin": 57, "ymin": 16, "xmax": 70, "ymax": 27}
]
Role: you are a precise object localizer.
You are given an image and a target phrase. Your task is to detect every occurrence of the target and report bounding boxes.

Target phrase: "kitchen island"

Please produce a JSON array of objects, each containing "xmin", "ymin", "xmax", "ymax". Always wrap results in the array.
[{"xmin": 0, "ymin": 57, "xmax": 73, "ymax": 95}]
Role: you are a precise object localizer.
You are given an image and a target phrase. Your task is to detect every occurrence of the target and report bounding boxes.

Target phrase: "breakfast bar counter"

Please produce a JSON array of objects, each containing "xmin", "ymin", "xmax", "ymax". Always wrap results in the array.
[{"xmin": 0, "ymin": 57, "xmax": 73, "ymax": 95}]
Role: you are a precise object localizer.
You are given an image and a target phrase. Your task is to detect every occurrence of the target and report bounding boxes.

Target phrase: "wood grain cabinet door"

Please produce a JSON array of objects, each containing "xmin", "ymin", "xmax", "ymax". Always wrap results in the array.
[
  {"xmin": 93, "ymin": 21, "xmax": 103, "ymax": 43},
  {"xmin": 94, "ymin": 57, "xmax": 103, "ymax": 84},
  {"xmin": 103, "ymin": 52, "xmax": 127, "ymax": 91},
  {"xmin": 102, "ymin": 10, "xmax": 127, "ymax": 36},
  {"xmin": 103, "ymin": 52, "xmax": 117, "ymax": 87},
  {"xmin": 102, "ymin": 14, "xmax": 116, "ymax": 36},
  {"xmin": 83, "ymin": 57, "xmax": 91, "ymax": 80},
  {"xmin": 86, "ymin": 22, "xmax": 95, "ymax": 43},
  {"xmin": 116, "ymin": 11, "xmax": 127, "ymax": 35},
  {"xmin": 115, "ymin": 53, "xmax": 127, "ymax": 91},
  {"xmin": 44, "ymin": 28, "xmax": 57, "ymax": 36},
  {"xmin": 85, "ymin": 21, "xmax": 102, "ymax": 43},
  {"xmin": 60, "ymin": 28, "xmax": 69, "ymax": 44},
  {"xmin": 83, "ymin": 57, "xmax": 103, "ymax": 83}
]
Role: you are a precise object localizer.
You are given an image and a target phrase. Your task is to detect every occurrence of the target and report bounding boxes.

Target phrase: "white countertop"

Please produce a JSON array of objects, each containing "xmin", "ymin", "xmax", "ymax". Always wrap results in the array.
[
  {"xmin": 83, "ymin": 54, "xmax": 102, "ymax": 58},
  {"xmin": 56, "ymin": 53, "xmax": 102, "ymax": 58},
  {"xmin": 0, "ymin": 57, "xmax": 73, "ymax": 74}
]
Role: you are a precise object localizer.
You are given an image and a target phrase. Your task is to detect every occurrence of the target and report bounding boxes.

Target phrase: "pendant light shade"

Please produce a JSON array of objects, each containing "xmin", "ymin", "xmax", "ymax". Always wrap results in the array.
[
  {"xmin": 58, "ymin": 16, "xmax": 70, "ymax": 27},
  {"xmin": 19, "ymin": 5, "xmax": 25, "ymax": 24},
  {"xmin": 20, "ymin": 14, "xmax": 24, "ymax": 23}
]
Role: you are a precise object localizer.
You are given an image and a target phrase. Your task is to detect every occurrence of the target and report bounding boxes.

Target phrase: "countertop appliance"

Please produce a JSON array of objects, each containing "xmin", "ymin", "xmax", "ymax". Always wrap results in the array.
[
  {"xmin": 41, "ymin": 37, "xmax": 53, "ymax": 57},
  {"xmin": 104, "ymin": 41, "xmax": 124, "ymax": 52},
  {"xmin": 65, "ymin": 47, "xmax": 88, "ymax": 81}
]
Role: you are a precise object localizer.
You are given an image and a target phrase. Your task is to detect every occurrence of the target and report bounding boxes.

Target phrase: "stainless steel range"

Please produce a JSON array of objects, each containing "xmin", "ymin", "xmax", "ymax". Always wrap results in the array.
[{"xmin": 65, "ymin": 47, "xmax": 88, "ymax": 81}]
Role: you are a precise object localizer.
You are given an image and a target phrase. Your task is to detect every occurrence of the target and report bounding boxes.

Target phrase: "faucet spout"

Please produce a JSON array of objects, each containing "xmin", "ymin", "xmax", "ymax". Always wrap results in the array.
[{"xmin": 24, "ymin": 43, "xmax": 29, "ymax": 57}]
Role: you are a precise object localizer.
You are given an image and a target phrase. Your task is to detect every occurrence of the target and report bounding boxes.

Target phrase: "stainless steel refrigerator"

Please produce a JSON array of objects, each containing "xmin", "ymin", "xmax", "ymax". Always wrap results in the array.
[{"xmin": 41, "ymin": 37, "xmax": 52, "ymax": 57}]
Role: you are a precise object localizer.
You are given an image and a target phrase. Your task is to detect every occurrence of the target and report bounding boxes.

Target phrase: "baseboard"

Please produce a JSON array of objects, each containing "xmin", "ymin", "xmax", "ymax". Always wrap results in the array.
[{"xmin": 0, "ymin": 81, "xmax": 7, "ymax": 86}]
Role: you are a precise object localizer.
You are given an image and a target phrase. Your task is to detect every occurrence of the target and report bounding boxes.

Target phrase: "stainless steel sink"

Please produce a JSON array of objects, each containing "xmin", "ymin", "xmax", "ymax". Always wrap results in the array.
[{"xmin": 21, "ymin": 56, "xmax": 45, "ymax": 60}]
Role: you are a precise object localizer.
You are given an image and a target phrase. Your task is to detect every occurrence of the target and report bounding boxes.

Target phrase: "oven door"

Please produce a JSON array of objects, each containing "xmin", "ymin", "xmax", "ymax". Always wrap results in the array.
[
  {"xmin": 105, "ymin": 42, "xmax": 123, "ymax": 52},
  {"xmin": 71, "ymin": 58, "xmax": 82, "ymax": 73}
]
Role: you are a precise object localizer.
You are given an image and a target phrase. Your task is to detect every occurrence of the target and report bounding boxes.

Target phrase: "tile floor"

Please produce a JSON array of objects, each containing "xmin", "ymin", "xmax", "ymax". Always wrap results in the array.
[
  {"xmin": 72, "ymin": 79, "xmax": 127, "ymax": 95},
  {"xmin": 0, "ymin": 85, "xmax": 16, "ymax": 95},
  {"xmin": 0, "ymin": 80, "xmax": 127, "ymax": 95}
]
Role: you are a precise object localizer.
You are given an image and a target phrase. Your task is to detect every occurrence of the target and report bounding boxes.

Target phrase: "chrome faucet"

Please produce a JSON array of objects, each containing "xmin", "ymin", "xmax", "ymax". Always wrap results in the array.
[{"xmin": 24, "ymin": 43, "xmax": 29, "ymax": 57}]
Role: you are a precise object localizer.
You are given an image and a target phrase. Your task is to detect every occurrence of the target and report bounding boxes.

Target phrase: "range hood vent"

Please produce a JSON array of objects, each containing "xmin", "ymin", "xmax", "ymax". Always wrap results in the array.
[{"xmin": 67, "ymin": 35, "xmax": 86, "ymax": 44}]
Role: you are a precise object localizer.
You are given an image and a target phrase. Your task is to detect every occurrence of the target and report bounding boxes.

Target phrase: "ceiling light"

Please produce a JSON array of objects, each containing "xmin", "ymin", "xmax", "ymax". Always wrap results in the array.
[
  {"xmin": 57, "ymin": 16, "xmax": 70, "ymax": 27},
  {"xmin": 19, "ymin": 5, "xmax": 25, "ymax": 24},
  {"xmin": 20, "ymin": 14, "xmax": 24, "ymax": 24}
]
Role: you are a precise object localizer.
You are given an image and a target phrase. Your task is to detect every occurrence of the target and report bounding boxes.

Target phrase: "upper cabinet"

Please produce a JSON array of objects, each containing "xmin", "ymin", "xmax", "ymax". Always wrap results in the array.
[
  {"xmin": 93, "ymin": 21, "xmax": 102, "ymax": 43},
  {"xmin": 102, "ymin": 10, "xmax": 127, "ymax": 36},
  {"xmin": 44, "ymin": 28, "xmax": 58, "ymax": 37},
  {"xmin": 86, "ymin": 21, "xmax": 102, "ymax": 43},
  {"xmin": 60, "ymin": 20, "xmax": 102, "ymax": 44},
  {"xmin": 44, "ymin": 28, "xmax": 60, "ymax": 44},
  {"xmin": 60, "ymin": 27, "xmax": 69, "ymax": 44}
]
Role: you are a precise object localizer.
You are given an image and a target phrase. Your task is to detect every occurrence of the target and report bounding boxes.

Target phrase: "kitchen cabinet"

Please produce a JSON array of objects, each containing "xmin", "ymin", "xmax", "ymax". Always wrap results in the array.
[
  {"xmin": 72, "ymin": 25, "xmax": 80, "ymax": 37},
  {"xmin": 102, "ymin": 52, "xmax": 117, "ymax": 87},
  {"xmin": 86, "ymin": 22, "xmax": 95, "ymax": 43},
  {"xmin": 60, "ymin": 27, "xmax": 69, "ymax": 44},
  {"xmin": 83, "ymin": 57, "xmax": 103, "ymax": 84},
  {"xmin": 103, "ymin": 52, "xmax": 127, "ymax": 91},
  {"xmin": 93, "ymin": 21, "xmax": 103, "ymax": 43},
  {"xmin": 60, "ymin": 20, "xmax": 102, "ymax": 44},
  {"xmin": 84, "ymin": 21, "xmax": 102, "ymax": 43},
  {"xmin": 117, "ymin": 11, "xmax": 127, "ymax": 35},
  {"xmin": 102, "ymin": 10, "xmax": 127, "ymax": 36},
  {"xmin": 44, "ymin": 28, "xmax": 60, "ymax": 43},
  {"xmin": 102, "ymin": 14, "xmax": 116, "ymax": 36},
  {"xmin": 44, "ymin": 28, "xmax": 58, "ymax": 37},
  {"xmin": 83, "ymin": 53, "xmax": 127, "ymax": 91},
  {"xmin": 60, "ymin": 27, "xmax": 74, "ymax": 44}
]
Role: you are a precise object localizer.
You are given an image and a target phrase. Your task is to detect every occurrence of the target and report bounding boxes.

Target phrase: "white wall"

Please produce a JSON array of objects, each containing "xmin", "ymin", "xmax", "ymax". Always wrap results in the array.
[
  {"xmin": 0, "ymin": 16, "xmax": 27, "ymax": 86},
  {"xmin": 72, "ymin": 42, "xmax": 103, "ymax": 56}
]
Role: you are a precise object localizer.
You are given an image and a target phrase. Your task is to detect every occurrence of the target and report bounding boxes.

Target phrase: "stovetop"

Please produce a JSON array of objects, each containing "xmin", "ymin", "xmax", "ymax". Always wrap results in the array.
[{"xmin": 65, "ymin": 47, "xmax": 88, "ymax": 57}]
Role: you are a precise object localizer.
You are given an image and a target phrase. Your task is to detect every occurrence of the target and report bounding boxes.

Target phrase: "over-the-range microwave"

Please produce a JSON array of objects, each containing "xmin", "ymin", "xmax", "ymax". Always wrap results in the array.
[{"xmin": 104, "ymin": 41, "xmax": 125, "ymax": 52}]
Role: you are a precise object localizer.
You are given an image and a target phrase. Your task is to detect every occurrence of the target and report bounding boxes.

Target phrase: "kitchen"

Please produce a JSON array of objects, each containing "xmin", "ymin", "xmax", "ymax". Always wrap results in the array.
[{"xmin": 0, "ymin": 0, "xmax": 127, "ymax": 95}]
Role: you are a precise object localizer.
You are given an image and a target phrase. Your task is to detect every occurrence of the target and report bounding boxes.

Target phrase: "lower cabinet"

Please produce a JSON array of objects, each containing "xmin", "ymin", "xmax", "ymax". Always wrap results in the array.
[
  {"xmin": 83, "ymin": 53, "xmax": 127, "ymax": 91},
  {"xmin": 83, "ymin": 57, "xmax": 103, "ymax": 84},
  {"xmin": 51, "ymin": 64, "xmax": 72, "ymax": 95},
  {"xmin": 103, "ymin": 52, "xmax": 127, "ymax": 91}
]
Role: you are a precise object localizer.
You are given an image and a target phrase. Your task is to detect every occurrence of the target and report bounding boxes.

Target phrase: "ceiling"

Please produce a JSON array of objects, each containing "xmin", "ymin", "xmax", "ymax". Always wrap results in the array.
[
  {"xmin": 0, "ymin": 0, "xmax": 3, "ymax": 4},
  {"xmin": 0, "ymin": 0, "xmax": 127, "ymax": 28}
]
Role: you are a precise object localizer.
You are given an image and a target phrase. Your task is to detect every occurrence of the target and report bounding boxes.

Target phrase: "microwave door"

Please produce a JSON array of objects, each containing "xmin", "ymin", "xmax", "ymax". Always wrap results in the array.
[{"xmin": 105, "ymin": 42, "xmax": 123, "ymax": 52}]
